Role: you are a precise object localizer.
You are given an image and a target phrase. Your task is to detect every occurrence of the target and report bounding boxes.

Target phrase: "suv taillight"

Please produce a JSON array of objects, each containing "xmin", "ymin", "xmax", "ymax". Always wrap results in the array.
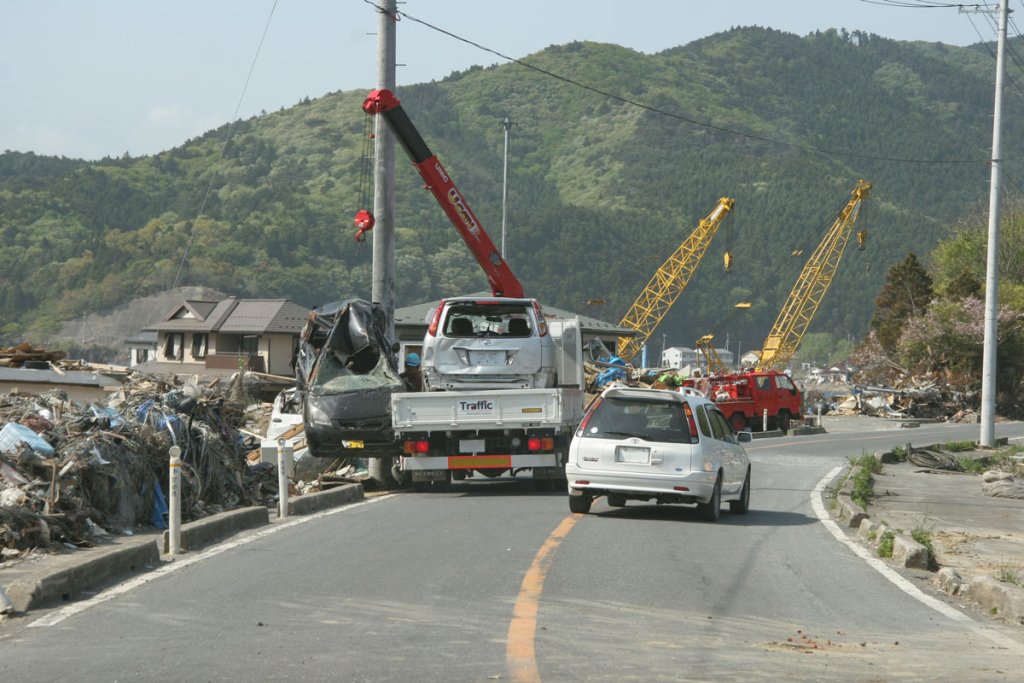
[
  {"xmin": 531, "ymin": 300, "xmax": 548, "ymax": 337},
  {"xmin": 427, "ymin": 300, "xmax": 446, "ymax": 336}
]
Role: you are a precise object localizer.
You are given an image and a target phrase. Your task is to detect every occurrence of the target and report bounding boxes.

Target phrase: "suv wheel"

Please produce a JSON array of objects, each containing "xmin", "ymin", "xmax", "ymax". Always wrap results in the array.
[
  {"xmin": 568, "ymin": 492, "xmax": 592, "ymax": 514},
  {"xmin": 697, "ymin": 475, "xmax": 722, "ymax": 522}
]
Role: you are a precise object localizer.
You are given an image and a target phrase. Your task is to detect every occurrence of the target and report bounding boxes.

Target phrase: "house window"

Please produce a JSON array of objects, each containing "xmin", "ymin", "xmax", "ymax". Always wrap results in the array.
[
  {"xmin": 134, "ymin": 348, "xmax": 149, "ymax": 365},
  {"xmin": 191, "ymin": 333, "xmax": 208, "ymax": 359},
  {"xmin": 164, "ymin": 333, "xmax": 184, "ymax": 361},
  {"xmin": 240, "ymin": 335, "xmax": 259, "ymax": 355}
]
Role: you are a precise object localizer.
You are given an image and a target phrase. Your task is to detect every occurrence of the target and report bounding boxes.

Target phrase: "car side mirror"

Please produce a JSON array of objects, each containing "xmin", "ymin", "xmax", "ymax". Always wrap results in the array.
[{"xmin": 737, "ymin": 431, "xmax": 753, "ymax": 443}]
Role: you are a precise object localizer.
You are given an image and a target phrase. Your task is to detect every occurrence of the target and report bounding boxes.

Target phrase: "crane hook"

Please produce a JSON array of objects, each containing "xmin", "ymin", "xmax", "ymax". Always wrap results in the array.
[{"xmin": 354, "ymin": 209, "xmax": 375, "ymax": 242}]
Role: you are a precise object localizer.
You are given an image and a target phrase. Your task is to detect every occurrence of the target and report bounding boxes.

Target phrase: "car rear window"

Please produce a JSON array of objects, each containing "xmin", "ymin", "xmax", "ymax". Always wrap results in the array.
[
  {"xmin": 442, "ymin": 303, "xmax": 532, "ymax": 338},
  {"xmin": 579, "ymin": 396, "xmax": 698, "ymax": 444}
]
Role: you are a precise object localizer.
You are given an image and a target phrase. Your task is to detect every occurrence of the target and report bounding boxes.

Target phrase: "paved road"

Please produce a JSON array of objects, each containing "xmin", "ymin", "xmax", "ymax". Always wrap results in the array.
[{"xmin": 2, "ymin": 420, "xmax": 1023, "ymax": 681}]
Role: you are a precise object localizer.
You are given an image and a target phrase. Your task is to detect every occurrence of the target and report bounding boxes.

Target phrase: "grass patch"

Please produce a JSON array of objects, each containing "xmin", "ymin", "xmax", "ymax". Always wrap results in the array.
[
  {"xmin": 850, "ymin": 452, "xmax": 883, "ymax": 474},
  {"xmin": 848, "ymin": 452, "xmax": 881, "ymax": 509},
  {"xmin": 943, "ymin": 440, "xmax": 977, "ymax": 453},
  {"xmin": 956, "ymin": 456, "xmax": 988, "ymax": 474},
  {"xmin": 996, "ymin": 564, "xmax": 1021, "ymax": 586},
  {"xmin": 878, "ymin": 530, "xmax": 896, "ymax": 558},
  {"xmin": 911, "ymin": 517, "xmax": 938, "ymax": 570},
  {"xmin": 889, "ymin": 445, "xmax": 907, "ymax": 462}
]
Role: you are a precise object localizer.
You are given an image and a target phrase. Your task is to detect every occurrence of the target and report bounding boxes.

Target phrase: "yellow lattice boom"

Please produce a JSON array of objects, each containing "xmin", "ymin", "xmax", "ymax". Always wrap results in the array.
[
  {"xmin": 757, "ymin": 179, "xmax": 871, "ymax": 371},
  {"xmin": 616, "ymin": 197, "xmax": 734, "ymax": 362}
]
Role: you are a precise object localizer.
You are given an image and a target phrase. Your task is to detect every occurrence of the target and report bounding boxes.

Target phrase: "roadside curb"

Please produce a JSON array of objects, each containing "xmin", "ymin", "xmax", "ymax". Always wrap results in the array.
[
  {"xmin": 4, "ymin": 536, "xmax": 161, "ymax": 614},
  {"xmin": 162, "ymin": 506, "xmax": 270, "ymax": 553},
  {"xmin": 287, "ymin": 482, "xmax": 364, "ymax": 516},
  {"xmin": 2, "ymin": 483, "xmax": 366, "ymax": 615},
  {"xmin": 828, "ymin": 464, "xmax": 1024, "ymax": 626}
]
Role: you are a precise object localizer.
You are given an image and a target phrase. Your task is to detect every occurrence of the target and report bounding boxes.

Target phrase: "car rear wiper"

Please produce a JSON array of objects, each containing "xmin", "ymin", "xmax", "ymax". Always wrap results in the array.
[{"xmin": 602, "ymin": 431, "xmax": 648, "ymax": 440}]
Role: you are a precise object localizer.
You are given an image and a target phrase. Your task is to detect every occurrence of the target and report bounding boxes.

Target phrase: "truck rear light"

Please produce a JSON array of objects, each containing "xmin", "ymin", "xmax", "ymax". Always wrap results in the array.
[
  {"xmin": 403, "ymin": 440, "xmax": 430, "ymax": 454},
  {"xmin": 673, "ymin": 486, "xmax": 690, "ymax": 492},
  {"xmin": 574, "ymin": 480, "xmax": 590, "ymax": 485},
  {"xmin": 527, "ymin": 437, "xmax": 554, "ymax": 451}
]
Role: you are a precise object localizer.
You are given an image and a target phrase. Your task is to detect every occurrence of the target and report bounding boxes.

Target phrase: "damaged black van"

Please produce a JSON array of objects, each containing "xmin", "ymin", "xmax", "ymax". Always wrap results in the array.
[{"xmin": 293, "ymin": 299, "xmax": 403, "ymax": 459}]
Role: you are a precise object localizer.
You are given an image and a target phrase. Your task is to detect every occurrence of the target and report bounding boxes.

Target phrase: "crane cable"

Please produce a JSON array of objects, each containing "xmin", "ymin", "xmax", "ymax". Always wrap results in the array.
[{"xmin": 353, "ymin": 115, "xmax": 377, "ymax": 242}]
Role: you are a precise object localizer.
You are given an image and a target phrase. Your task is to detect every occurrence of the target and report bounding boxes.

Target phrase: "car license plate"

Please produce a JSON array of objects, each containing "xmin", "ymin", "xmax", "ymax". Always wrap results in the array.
[
  {"xmin": 470, "ymin": 350, "xmax": 506, "ymax": 366},
  {"xmin": 342, "ymin": 440, "xmax": 365, "ymax": 449},
  {"xmin": 615, "ymin": 446, "xmax": 650, "ymax": 464}
]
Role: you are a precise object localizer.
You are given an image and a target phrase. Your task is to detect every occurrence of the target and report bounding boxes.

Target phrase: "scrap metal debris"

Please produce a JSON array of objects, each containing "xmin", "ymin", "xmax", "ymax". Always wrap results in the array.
[{"xmin": 0, "ymin": 369, "xmax": 351, "ymax": 560}]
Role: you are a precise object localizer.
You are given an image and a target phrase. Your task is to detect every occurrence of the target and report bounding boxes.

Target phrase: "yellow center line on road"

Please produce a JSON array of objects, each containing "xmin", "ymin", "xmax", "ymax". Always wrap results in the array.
[{"xmin": 506, "ymin": 514, "xmax": 580, "ymax": 682}]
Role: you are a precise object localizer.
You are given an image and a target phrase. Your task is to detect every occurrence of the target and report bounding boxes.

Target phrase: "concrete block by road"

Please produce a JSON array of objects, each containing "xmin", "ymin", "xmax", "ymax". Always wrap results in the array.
[
  {"xmin": 163, "ymin": 505, "xmax": 269, "ymax": 553},
  {"xmin": 892, "ymin": 534, "xmax": 929, "ymax": 569},
  {"xmin": 836, "ymin": 496, "xmax": 867, "ymax": 528},
  {"xmin": 286, "ymin": 482, "xmax": 363, "ymax": 516},
  {"xmin": 4, "ymin": 537, "xmax": 160, "ymax": 613},
  {"xmin": 963, "ymin": 576, "xmax": 1024, "ymax": 625}
]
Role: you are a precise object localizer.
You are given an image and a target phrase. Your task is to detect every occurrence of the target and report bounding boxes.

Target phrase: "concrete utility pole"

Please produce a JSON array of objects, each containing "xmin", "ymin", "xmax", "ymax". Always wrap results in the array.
[
  {"xmin": 371, "ymin": 0, "xmax": 397, "ymax": 333},
  {"xmin": 499, "ymin": 116, "xmax": 517, "ymax": 261},
  {"xmin": 369, "ymin": 0, "xmax": 397, "ymax": 487},
  {"xmin": 979, "ymin": 0, "xmax": 1008, "ymax": 447}
]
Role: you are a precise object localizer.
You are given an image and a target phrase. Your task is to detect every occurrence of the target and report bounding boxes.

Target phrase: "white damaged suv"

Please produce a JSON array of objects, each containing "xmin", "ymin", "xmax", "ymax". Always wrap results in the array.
[{"xmin": 566, "ymin": 386, "xmax": 752, "ymax": 521}]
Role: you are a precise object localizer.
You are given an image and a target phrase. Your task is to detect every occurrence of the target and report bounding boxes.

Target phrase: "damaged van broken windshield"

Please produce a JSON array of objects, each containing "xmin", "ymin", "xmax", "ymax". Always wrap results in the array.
[{"xmin": 293, "ymin": 299, "xmax": 402, "ymax": 459}]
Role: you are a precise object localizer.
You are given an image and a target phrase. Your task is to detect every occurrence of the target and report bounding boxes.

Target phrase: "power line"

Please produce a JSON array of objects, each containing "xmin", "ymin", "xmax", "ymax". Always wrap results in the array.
[
  {"xmin": 172, "ymin": 1, "xmax": 279, "ymax": 289},
  {"xmin": 363, "ymin": 0, "xmax": 990, "ymax": 165}
]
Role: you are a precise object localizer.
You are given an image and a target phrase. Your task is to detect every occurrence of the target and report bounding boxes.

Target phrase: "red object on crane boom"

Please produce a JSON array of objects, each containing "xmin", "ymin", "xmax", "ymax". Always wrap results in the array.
[{"xmin": 362, "ymin": 88, "xmax": 524, "ymax": 298}]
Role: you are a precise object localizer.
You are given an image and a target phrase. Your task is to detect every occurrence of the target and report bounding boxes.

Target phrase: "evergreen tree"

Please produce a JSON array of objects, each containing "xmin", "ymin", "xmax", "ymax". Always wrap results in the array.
[{"xmin": 869, "ymin": 253, "xmax": 934, "ymax": 353}]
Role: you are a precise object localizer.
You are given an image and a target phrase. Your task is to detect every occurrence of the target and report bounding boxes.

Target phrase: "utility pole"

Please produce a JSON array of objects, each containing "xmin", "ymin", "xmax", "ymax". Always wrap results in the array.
[
  {"xmin": 369, "ymin": 0, "xmax": 397, "ymax": 487},
  {"xmin": 977, "ymin": 0, "xmax": 1008, "ymax": 447},
  {"xmin": 499, "ymin": 116, "xmax": 517, "ymax": 261}
]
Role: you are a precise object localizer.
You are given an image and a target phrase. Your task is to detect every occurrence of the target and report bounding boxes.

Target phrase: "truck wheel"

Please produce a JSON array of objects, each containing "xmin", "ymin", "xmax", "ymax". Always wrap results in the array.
[
  {"xmin": 730, "ymin": 413, "xmax": 747, "ymax": 432},
  {"xmin": 452, "ymin": 470, "xmax": 468, "ymax": 481},
  {"xmin": 777, "ymin": 411, "xmax": 791, "ymax": 434},
  {"xmin": 568, "ymin": 492, "xmax": 592, "ymax": 514},
  {"xmin": 413, "ymin": 480, "xmax": 430, "ymax": 493}
]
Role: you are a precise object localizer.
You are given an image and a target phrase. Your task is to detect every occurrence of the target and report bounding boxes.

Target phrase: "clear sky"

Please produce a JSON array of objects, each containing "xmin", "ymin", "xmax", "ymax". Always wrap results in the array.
[{"xmin": 0, "ymin": 0, "xmax": 1010, "ymax": 160}]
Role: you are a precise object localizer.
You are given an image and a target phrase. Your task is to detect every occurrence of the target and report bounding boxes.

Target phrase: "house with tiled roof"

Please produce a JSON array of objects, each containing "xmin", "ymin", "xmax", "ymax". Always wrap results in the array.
[{"xmin": 137, "ymin": 297, "xmax": 311, "ymax": 377}]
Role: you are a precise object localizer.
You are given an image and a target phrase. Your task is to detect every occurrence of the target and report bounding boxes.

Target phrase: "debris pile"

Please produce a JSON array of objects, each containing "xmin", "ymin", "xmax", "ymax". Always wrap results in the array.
[
  {"xmin": 0, "ymin": 342, "xmax": 67, "ymax": 369},
  {"xmin": 0, "ymin": 372, "xmax": 288, "ymax": 556}
]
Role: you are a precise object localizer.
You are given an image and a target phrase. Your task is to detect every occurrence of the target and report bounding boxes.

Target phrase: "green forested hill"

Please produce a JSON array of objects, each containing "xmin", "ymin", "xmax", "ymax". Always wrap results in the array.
[{"xmin": 0, "ymin": 27, "xmax": 1018, "ymax": 359}]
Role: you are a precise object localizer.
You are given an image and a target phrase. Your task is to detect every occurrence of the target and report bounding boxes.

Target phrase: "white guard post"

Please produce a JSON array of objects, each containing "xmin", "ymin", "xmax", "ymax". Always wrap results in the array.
[
  {"xmin": 762, "ymin": 409, "xmax": 768, "ymax": 432},
  {"xmin": 168, "ymin": 445, "xmax": 182, "ymax": 555},
  {"xmin": 277, "ymin": 438, "xmax": 289, "ymax": 519}
]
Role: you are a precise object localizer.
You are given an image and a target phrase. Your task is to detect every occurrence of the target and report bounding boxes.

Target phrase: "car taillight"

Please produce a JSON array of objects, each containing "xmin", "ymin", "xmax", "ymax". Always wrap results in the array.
[
  {"xmin": 427, "ymin": 300, "xmax": 446, "ymax": 336},
  {"xmin": 682, "ymin": 403, "xmax": 699, "ymax": 443},
  {"xmin": 528, "ymin": 437, "xmax": 554, "ymax": 451},
  {"xmin": 576, "ymin": 398, "xmax": 602, "ymax": 434}
]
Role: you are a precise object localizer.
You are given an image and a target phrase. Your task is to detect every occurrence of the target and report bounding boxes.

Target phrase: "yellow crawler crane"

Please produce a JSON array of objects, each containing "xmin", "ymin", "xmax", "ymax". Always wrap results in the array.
[
  {"xmin": 696, "ymin": 302, "xmax": 752, "ymax": 375},
  {"xmin": 616, "ymin": 197, "xmax": 734, "ymax": 363},
  {"xmin": 756, "ymin": 179, "xmax": 871, "ymax": 371}
]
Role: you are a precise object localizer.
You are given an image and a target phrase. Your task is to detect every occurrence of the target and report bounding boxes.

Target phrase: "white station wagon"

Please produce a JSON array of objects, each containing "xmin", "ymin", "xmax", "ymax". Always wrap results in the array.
[{"xmin": 566, "ymin": 386, "xmax": 752, "ymax": 521}]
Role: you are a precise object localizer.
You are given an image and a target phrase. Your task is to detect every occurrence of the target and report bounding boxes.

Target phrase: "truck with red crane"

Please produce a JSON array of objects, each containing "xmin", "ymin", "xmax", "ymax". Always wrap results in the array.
[{"xmin": 362, "ymin": 89, "xmax": 585, "ymax": 490}]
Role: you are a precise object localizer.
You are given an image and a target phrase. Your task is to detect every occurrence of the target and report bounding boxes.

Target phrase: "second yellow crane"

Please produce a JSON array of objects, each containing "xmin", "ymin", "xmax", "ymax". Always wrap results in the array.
[
  {"xmin": 616, "ymin": 197, "xmax": 734, "ymax": 363},
  {"xmin": 756, "ymin": 179, "xmax": 871, "ymax": 371}
]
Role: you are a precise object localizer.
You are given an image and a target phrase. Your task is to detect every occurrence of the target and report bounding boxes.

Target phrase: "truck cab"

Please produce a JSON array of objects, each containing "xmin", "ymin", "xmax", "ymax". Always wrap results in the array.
[{"xmin": 421, "ymin": 296, "xmax": 556, "ymax": 391}]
